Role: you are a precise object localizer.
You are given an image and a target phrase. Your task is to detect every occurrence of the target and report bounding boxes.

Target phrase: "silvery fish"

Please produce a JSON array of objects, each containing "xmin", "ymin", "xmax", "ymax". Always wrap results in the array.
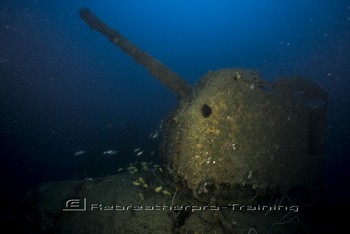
[
  {"xmin": 74, "ymin": 150, "xmax": 86, "ymax": 157},
  {"xmin": 136, "ymin": 151, "xmax": 144, "ymax": 156},
  {"xmin": 103, "ymin": 150, "xmax": 118, "ymax": 156},
  {"xmin": 133, "ymin": 148, "xmax": 141, "ymax": 152}
]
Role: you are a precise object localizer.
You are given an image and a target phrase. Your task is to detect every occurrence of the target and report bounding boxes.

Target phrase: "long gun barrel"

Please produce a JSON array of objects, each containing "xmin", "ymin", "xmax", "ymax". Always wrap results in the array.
[{"xmin": 80, "ymin": 8, "xmax": 192, "ymax": 100}]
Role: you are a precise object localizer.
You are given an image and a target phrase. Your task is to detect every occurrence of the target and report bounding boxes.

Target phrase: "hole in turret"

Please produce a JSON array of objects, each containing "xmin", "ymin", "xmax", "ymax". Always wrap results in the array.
[{"xmin": 201, "ymin": 104, "xmax": 212, "ymax": 118}]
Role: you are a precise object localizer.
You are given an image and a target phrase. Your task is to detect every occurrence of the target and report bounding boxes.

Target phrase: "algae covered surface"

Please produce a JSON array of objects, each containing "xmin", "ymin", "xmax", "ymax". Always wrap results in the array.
[
  {"xmin": 161, "ymin": 68, "xmax": 327, "ymax": 197},
  {"xmin": 11, "ymin": 167, "xmax": 310, "ymax": 233}
]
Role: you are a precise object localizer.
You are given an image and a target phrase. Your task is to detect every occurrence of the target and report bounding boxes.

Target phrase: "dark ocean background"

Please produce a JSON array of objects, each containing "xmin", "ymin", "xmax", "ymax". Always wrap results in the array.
[{"xmin": 1, "ymin": 0, "xmax": 349, "ymax": 227}]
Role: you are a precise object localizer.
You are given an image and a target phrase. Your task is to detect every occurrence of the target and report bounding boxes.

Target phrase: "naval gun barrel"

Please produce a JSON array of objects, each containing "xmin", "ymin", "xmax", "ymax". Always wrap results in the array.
[{"xmin": 80, "ymin": 8, "xmax": 192, "ymax": 100}]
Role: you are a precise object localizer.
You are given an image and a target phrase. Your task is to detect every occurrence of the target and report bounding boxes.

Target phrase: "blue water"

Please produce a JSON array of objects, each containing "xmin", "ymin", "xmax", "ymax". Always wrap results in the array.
[{"xmin": 1, "ymin": 0, "xmax": 349, "ymax": 226}]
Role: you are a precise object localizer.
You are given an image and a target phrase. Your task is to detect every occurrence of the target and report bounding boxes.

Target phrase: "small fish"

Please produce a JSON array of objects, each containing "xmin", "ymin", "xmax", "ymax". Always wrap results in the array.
[
  {"xmin": 74, "ymin": 150, "xmax": 86, "ymax": 157},
  {"xmin": 132, "ymin": 181, "xmax": 141, "ymax": 186},
  {"xmin": 162, "ymin": 190, "xmax": 171, "ymax": 196},
  {"xmin": 103, "ymin": 150, "xmax": 118, "ymax": 156},
  {"xmin": 133, "ymin": 148, "xmax": 141, "ymax": 152},
  {"xmin": 136, "ymin": 151, "xmax": 144, "ymax": 156},
  {"xmin": 149, "ymin": 131, "xmax": 159, "ymax": 139},
  {"xmin": 154, "ymin": 186, "xmax": 162, "ymax": 192},
  {"xmin": 152, "ymin": 131, "xmax": 159, "ymax": 138},
  {"xmin": 148, "ymin": 130, "xmax": 159, "ymax": 139}
]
